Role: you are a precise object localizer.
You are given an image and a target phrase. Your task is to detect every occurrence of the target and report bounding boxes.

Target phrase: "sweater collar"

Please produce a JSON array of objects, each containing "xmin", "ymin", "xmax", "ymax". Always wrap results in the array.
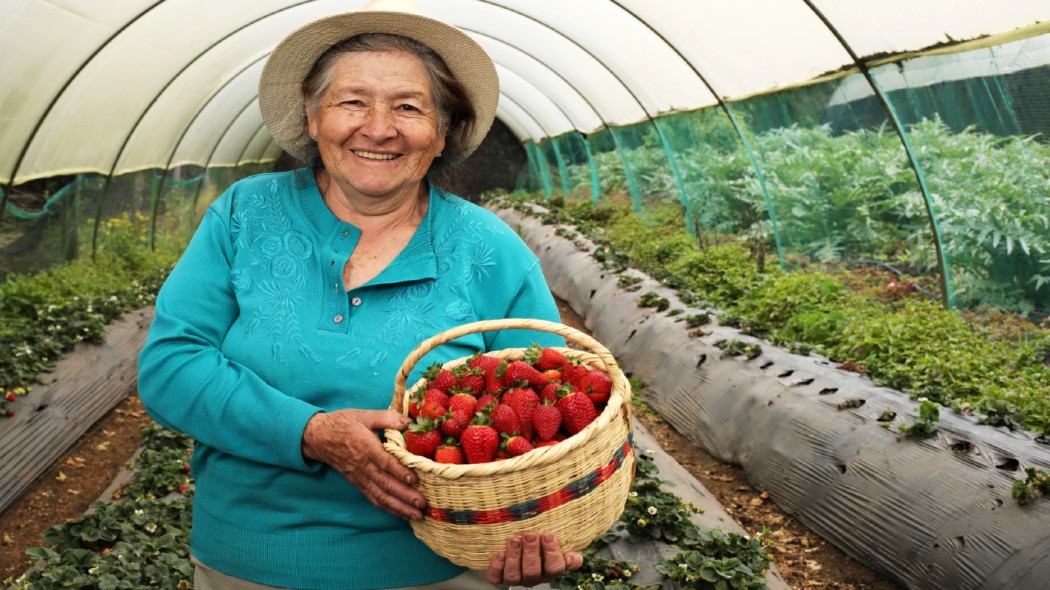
[{"xmin": 300, "ymin": 169, "xmax": 440, "ymax": 288}]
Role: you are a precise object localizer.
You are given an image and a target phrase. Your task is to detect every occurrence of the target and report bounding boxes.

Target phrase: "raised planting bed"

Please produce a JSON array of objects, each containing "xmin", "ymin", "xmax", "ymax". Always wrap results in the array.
[
  {"xmin": 0, "ymin": 308, "xmax": 154, "ymax": 514},
  {"xmin": 492, "ymin": 203, "xmax": 1050, "ymax": 590}
]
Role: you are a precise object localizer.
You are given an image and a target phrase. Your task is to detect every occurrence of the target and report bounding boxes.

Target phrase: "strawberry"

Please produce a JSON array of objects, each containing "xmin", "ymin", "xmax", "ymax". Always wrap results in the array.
[
  {"xmin": 504, "ymin": 387, "xmax": 539, "ymax": 439},
  {"xmin": 534, "ymin": 439, "xmax": 560, "ymax": 449},
  {"xmin": 178, "ymin": 484, "xmax": 191, "ymax": 494},
  {"xmin": 475, "ymin": 393, "xmax": 498, "ymax": 414},
  {"xmin": 461, "ymin": 415, "xmax": 499, "ymax": 464},
  {"xmin": 418, "ymin": 399, "xmax": 448, "ymax": 421},
  {"xmin": 530, "ymin": 402, "xmax": 563, "ymax": 441},
  {"xmin": 556, "ymin": 388, "xmax": 599, "ymax": 435},
  {"xmin": 539, "ymin": 381, "xmax": 563, "ymax": 405},
  {"xmin": 439, "ymin": 412, "xmax": 467, "ymax": 438},
  {"xmin": 560, "ymin": 359, "xmax": 589, "ymax": 386},
  {"xmin": 524, "ymin": 344, "xmax": 567, "ymax": 372},
  {"xmin": 423, "ymin": 388, "xmax": 450, "ymax": 409},
  {"xmin": 446, "ymin": 392, "xmax": 477, "ymax": 423},
  {"xmin": 541, "ymin": 369, "xmax": 562, "ymax": 384},
  {"xmin": 490, "ymin": 402, "xmax": 522, "ymax": 436},
  {"xmin": 455, "ymin": 368, "xmax": 486, "ymax": 396},
  {"xmin": 405, "ymin": 417, "xmax": 443, "ymax": 459},
  {"xmin": 424, "ymin": 363, "xmax": 458, "ymax": 393},
  {"xmin": 501, "ymin": 360, "xmax": 546, "ymax": 389},
  {"xmin": 578, "ymin": 369, "xmax": 613, "ymax": 404},
  {"xmin": 434, "ymin": 440, "xmax": 465, "ymax": 464},
  {"xmin": 504, "ymin": 433, "xmax": 535, "ymax": 457},
  {"xmin": 4, "ymin": 391, "xmax": 15, "ymax": 402}
]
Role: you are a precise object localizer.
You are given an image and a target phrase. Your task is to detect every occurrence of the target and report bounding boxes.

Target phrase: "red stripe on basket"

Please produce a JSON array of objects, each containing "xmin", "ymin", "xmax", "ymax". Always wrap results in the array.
[{"xmin": 425, "ymin": 435, "xmax": 634, "ymax": 526}]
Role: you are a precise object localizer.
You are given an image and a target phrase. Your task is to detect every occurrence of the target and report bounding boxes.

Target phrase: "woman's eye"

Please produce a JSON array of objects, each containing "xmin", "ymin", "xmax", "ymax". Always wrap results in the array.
[{"xmin": 397, "ymin": 104, "xmax": 419, "ymax": 112}]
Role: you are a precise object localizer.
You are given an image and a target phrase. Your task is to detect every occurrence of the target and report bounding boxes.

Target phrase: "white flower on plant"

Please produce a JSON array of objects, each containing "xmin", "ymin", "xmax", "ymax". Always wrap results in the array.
[
  {"xmin": 145, "ymin": 523, "xmax": 157, "ymax": 533},
  {"xmin": 678, "ymin": 563, "xmax": 688, "ymax": 569},
  {"xmin": 629, "ymin": 491, "xmax": 638, "ymax": 497},
  {"xmin": 591, "ymin": 573, "xmax": 603, "ymax": 581},
  {"xmin": 647, "ymin": 506, "xmax": 657, "ymax": 515},
  {"xmin": 88, "ymin": 567, "xmax": 100, "ymax": 575},
  {"xmin": 134, "ymin": 509, "xmax": 144, "ymax": 516}
]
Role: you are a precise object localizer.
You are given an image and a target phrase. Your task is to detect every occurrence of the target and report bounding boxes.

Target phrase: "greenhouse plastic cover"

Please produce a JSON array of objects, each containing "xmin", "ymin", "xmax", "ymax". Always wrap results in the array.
[{"xmin": 2, "ymin": 0, "xmax": 1049, "ymax": 185}]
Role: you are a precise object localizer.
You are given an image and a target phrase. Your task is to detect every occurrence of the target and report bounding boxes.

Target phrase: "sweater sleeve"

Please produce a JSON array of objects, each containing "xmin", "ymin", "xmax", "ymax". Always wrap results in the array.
[{"xmin": 137, "ymin": 193, "xmax": 322, "ymax": 472}]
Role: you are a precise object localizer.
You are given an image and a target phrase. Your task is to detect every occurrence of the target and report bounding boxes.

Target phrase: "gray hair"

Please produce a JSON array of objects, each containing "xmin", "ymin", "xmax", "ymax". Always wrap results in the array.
[{"xmin": 300, "ymin": 33, "xmax": 476, "ymax": 187}]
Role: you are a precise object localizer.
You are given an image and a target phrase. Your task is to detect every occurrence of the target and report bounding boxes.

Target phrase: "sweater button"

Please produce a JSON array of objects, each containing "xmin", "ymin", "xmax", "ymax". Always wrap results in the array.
[
  {"xmin": 342, "ymin": 230, "xmax": 349, "ymax": 237},
  {"xmin": 351, "ymin": 297, "xmax": 362, "ymax": 307},
  {"xmin": 333, "ymin": 315, "xmax": 344, "ymax": 324}
]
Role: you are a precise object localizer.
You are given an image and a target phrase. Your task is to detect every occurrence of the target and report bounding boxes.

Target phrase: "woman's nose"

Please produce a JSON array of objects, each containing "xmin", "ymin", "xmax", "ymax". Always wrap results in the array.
[{"xmin": 360, "ymin": 107, "xmax": 396, "ymax": 141}]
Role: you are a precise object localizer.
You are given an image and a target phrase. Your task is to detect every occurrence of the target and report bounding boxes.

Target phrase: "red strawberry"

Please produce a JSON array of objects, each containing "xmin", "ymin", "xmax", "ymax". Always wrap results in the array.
[
  {"xmin": 4, "ymin": 391, "xmax": 15, "ymax": 402},
  {"xmin": 504, "ymin": 387, "xmax": 539, "ymax": 438},
  {"xmin": 447, "ymin": 392, "xmax": 477, "ymax": 423},
  {"xmin": 534, "ymin": 439, "xmax": 560, "ymax": 449},
  {"xmin": 529, "ymin": 342, "xmax": 571, "ymax": 369},
  {"xmin": 539, "ymin": 382, "xmax": 563, "ymax": 405},
  {"xmin": 531, "ymin": 402, "xmax": 563, "ymax": 441},
  {"xmin": 490, "ymin": 402, "xmax": 522, "ymax": 436},
  {"xmin": 556, "ymin": 389, "xmax": 599, "ymax": 435},
  {"xmin": 541, "ymin": 369, "xmax": 562, "ymax": 384},
  {"xmin": 424, "ymin": 363, "xmax": 458, "ymax": 393},
  {"xmin": 423, "ymin": 388, "xmax": 450, "ymax": 409},
  {"xmin": 501, "ymin": 360, "xmax": 546, "ymax": 388},
  {"xmin": 578, "ymin": 369, "xmax": 613, "ymax": 404},
  {"xmin": 461, "ymin": 416, "xmax": 499, "ymax": 464},
  {"xmin": 178, "ymin": 484, "xmax": 191, "ymax": 494},
  {"xmin": 434, "ymin": 440, "xmax": 465, "ymax": 464},
  {"xmin": 455, "ymin": 368, "xmax": 486, "ymax": 396},
  {"xmin": 560, "ymin": 359, "xmax": 589, "ymax": 386},
  {"xmin": 475, "ymin": 393, "xmax": 498, "ymax": 413},
  {"xmin": 419, "ymin": 398, "xmax": 448, "ymax": 422},
  {"xmin": 405, "ymin": 417, "xmax": 443, "ymax": 459},
  {"xmin": 504, "ymin": 434, "xmax": 535, "ymax": 457}
]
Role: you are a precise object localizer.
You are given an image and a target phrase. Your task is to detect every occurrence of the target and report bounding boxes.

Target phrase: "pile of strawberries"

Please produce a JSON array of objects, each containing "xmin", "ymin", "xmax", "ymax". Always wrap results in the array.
[{"xmin": 403, "ymin": 344, "xmax": 613, "ymax": 465}]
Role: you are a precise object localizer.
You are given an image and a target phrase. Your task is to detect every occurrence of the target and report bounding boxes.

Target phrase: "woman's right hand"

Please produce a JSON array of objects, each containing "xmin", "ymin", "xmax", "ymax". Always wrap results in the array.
[{"xmin": 301, "ymin": 409, "xmax": 425, "ymax": 521}]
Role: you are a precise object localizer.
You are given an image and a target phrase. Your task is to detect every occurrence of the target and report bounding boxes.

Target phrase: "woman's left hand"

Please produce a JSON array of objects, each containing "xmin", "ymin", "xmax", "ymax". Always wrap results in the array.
[{"xmin": 485, "ymin": 532, "xmax": 584, "ymax": 587}]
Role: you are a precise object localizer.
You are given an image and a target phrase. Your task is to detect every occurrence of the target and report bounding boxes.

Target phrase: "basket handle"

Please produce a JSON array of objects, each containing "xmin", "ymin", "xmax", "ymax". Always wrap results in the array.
[{"xmin": 390, "ymin": 318, "xmax": 619, "ymax": 414}]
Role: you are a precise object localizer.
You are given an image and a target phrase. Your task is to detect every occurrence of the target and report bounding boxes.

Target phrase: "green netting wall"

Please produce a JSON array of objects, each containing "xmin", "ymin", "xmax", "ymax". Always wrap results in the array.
[
  {"xmin": 0, "ymin": 164, "xmax": 272, "ymax": 281},
  {"xmin": 522, "ymin": 33, "xmax": 1050, "ymax": 316}
]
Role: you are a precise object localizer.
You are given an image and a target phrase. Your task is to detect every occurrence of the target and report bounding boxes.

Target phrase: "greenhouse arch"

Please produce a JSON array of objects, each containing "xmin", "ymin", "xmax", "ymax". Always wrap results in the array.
[{"xmin": 3, "ymin": 1, "xmax": 1050, "ymax": 588}]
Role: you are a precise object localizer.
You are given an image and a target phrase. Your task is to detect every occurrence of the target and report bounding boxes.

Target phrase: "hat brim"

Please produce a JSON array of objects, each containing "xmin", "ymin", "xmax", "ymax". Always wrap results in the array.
[{"xmin": 259, "ymin": 10, "xmax": 499, "ymax": 164}]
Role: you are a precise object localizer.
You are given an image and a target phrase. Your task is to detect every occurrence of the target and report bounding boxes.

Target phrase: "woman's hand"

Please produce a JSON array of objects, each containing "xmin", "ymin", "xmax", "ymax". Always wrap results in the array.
[
  {"xmin": 301, "ymin": 409, "xmax": 425, "ymax": 521},
  {"xmin": 485, "ymin": 532, "xmax": 584, "ymax": 587}
]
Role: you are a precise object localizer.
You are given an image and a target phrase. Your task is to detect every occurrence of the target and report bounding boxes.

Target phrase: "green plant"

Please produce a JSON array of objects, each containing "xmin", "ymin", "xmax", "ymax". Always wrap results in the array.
[
  {"xmin": 715, "ymin": 339, "xmax": 763, "ymax": 360},
  {"xmin": 638, "ymin": 291, "xmax": 670, "ymax": 312},
  {"xmin": 653, "ymin": 528, "xmax": 774, "ymax": 590},
  {"xmin": 898, "ymin": 398, "xmax": 941, "ymax": 439},
  {"xmin": 1011, "ymin": 467, "xmax": 1050, "ymax": 506}
]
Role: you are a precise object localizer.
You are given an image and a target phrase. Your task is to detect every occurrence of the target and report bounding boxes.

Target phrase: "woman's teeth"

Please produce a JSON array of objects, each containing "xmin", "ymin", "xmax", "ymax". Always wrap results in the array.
[{"xmin": 354, "ymin": 151, "xmax": 397, "ymax": 160}]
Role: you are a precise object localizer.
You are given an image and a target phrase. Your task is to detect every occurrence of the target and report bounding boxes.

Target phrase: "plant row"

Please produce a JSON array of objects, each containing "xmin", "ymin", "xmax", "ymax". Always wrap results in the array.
[
  {"xmin": 554, "ymin": 114, "xmax": 1050, "ymax": 315},
  {"xmin": 488, "ymin": 192, "xmax": 1050, "ymax": 437},
  {"xmin": 0, "ymin": 213, "xmax": 177, "ymax": 406}
]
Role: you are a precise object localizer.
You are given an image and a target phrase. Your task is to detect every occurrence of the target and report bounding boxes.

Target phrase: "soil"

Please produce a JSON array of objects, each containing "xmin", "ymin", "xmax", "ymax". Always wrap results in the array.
[{"xmin": 0, "ymin": 299, "xmax": 904, "ymax": 589}]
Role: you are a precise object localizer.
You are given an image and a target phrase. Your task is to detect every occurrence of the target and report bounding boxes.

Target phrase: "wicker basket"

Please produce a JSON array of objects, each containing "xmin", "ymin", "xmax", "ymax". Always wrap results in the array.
[{"xmin": 383, "ymin": 318, "xmax": 635, "ymax": 569}]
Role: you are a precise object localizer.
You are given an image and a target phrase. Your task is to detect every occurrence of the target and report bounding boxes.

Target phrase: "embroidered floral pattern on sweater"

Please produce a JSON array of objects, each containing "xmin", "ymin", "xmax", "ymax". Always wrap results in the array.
[{"xmin": 230, "ymin": 178, "xmax": 313, "ymax": 363}]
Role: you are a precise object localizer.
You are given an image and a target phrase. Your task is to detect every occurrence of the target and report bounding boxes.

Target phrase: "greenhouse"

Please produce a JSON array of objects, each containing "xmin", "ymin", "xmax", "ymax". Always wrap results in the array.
[{"xmin": 2, "ymin": 0, "xmax": 1049, "ymax": 589}]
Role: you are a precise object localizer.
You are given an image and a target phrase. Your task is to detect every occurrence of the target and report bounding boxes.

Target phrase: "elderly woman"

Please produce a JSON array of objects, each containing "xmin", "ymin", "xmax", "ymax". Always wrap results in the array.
[{"xmin": 137, "ymin": 2, "xmax": 582, "ymax": 589}]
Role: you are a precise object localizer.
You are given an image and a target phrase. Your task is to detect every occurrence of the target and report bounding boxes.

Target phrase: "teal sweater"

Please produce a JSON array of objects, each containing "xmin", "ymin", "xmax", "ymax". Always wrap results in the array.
[{"xmin": 138, "ymin": 170, "xmax": 562, "ymax": 589}]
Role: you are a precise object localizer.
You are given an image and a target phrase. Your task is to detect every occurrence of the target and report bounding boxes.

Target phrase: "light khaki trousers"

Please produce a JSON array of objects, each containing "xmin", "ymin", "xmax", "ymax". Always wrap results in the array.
[{"xmin": 192, "ymin": 554, "xmax": 504, "ymax": 590}]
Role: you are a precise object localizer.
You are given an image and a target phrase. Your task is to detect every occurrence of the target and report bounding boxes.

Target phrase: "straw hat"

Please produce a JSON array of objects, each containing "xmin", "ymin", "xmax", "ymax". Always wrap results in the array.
[{"xmin": 259, "ymin": 0, "xmax": 499, "ymax": 164}]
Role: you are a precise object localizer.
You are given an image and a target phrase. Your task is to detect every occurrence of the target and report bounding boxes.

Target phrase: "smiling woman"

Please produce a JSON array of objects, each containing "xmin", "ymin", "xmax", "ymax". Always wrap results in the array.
[{"xmin": 134, "ymin": 1, "xmax": 583, "ymax": 589}]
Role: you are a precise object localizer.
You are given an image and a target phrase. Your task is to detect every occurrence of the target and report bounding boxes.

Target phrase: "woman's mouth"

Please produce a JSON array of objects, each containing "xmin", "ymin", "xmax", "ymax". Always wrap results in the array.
[{"xmin": 353, "ymin": 150, "xmax": 398, "ymax": 161}]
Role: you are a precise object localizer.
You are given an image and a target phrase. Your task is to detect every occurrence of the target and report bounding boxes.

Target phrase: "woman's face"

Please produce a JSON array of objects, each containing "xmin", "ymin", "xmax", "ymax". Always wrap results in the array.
[{"xmin": 306, "ymin": 50, "xmax": 445, "ymax": 204}]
